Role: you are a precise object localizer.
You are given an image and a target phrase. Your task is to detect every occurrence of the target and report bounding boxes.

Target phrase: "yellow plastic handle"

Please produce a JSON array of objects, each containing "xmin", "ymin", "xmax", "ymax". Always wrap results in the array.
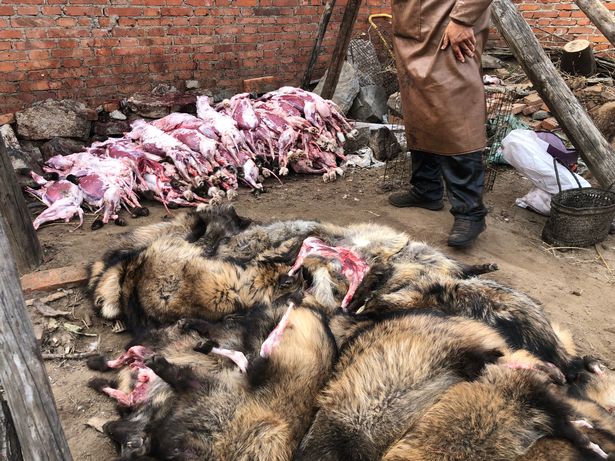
[{"xmin": 368, "ymin": 13, "xmax": 392, "ymax": 30}]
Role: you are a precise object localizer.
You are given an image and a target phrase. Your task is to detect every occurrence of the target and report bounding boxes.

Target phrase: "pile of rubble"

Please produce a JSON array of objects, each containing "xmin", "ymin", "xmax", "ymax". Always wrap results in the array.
[{"xmin": 1, "ymin": 86, "xmax": 201, "ymax": 177}]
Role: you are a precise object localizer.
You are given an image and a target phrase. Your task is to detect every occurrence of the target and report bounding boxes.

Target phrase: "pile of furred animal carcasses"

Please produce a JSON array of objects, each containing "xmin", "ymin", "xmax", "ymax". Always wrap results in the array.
[
  {"xmin": 85, "ymin": 204, "xmax": 615, "ymax": 461},
  {"xmin": 27, "ymin": 87, "xmax": 355, "ymax": 230}
]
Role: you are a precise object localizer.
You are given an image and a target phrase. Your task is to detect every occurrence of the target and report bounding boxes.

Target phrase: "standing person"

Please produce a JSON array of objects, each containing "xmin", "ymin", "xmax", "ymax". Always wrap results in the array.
[{"xmin": 389, "ymin": 0, "xmax": 492, "ymax": 248}]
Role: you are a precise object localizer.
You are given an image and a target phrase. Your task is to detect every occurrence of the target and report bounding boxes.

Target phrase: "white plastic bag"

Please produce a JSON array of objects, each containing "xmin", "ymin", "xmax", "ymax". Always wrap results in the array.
[{"xmin": 501, "ymin": 129, "xmax": 591, "ymax": 215}]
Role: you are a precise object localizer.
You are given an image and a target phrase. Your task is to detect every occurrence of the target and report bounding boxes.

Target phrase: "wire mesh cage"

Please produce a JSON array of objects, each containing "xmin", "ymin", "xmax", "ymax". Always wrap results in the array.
[
  {"xmin": 378, "ymin": 87, "xmax": 516, "ymax": 193},
  {"xmin": 348, "ymin": 14, "xmax": 399, "ymax": 96},
  {"xmin": 483, "ymin": 86, "xmax": 516, "ymax": 191}
]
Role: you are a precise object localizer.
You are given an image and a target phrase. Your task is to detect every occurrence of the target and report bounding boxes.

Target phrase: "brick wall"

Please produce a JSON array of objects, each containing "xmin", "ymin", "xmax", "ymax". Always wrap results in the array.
[
  {"xmin": 1, "ymin": 0, "xmax": 614, "ymax": 114},
  {"xmin": 488, "ymin": 0, "xmax": 615, "ymax": 53},
  {"xmin": 0, "ymin": 0, "xmax": 391, "ymax": 114}
]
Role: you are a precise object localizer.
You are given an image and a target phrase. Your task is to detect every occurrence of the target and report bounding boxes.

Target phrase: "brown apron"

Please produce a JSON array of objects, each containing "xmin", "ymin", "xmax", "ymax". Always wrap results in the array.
[{"xmin": 392, "ymin": 0, "xmax": 492, "ymax": 155}]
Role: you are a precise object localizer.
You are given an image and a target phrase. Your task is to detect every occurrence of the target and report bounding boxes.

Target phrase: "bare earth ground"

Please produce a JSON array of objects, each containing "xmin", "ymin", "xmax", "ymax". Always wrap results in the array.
[{"xmin": 25, "ymin": 166, "xmax": 615, "ymax": 461}]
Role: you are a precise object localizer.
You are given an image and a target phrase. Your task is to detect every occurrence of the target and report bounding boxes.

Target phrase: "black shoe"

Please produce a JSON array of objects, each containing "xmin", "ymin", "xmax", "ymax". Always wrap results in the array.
[
  {"xmin": 447, "ymin": 218, "xmax": 486, "ymax": 247},
  {"xmin": 388, "ymin": 190, "xmax": 444, "ymax": 210}
]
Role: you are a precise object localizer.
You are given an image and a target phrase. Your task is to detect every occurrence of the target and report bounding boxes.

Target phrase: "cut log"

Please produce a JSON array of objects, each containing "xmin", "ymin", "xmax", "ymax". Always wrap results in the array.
[
  {"xmin": 301, "ymin": 0, "xmax": 337, "ymax": 90},
  {"xmin": 320, "ymin": 0, "xmax": 363, "ymax": 100},
  {"xmin": 560, "ymin": 39, "xmax": 596, "ymax": 76},
  {"xmin": 20, "ymin": 264, "xmax": 89, "ymax": 294},
  {"xmin": 574, "ymin": 0, "xmax": 615, "ymax": 48},
  {"xmin": 0, "ymin": 218, "xmax": 73, "ymax": 460},
  {"xmin": 491, "ymin": 0, "xmax": 615, "ymax": 188},
  {"xmin": 0, "ymin": 134, "xmax": 42, "ymax": 274}
]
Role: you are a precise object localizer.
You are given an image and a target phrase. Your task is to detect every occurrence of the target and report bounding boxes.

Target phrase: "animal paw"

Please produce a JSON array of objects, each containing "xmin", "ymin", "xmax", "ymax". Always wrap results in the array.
[
  {"xmin": 87, "ymin": 354, "xmax": 111, "ymax": 372},
  {"xmin": 112, "ymin": 320, "xmax": 127, "ymax": 333},
  {"xmin": 144, "ymin": 355, "xmax": 170, "ymax": 374},
  {"xmin": 88, "ymin": 377, "xmax": 117, "ymax": 392},
  {"xmin": 194, "ymin": 340, "xmax": 220, "ymax": 354}
]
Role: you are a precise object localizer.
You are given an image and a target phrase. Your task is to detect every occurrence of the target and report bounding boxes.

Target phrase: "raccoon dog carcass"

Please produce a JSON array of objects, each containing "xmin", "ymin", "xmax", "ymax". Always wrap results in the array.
[
  {"xmin": 382, "ymin": 360, "xmax": 610, "ymax": 461},
  {"xmin": 295, "ymin": 312, "xmax": 508, "ymax": 461},
  {"xmin": 90, "ymin": 302, "xmax": 337, "ymax": 461}
]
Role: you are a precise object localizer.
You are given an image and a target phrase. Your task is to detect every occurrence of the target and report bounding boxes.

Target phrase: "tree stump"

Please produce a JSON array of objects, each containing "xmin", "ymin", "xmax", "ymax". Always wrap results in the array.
[{"xmin": 561, "ymin": 39, "xmax": 597, "ymax": 76}]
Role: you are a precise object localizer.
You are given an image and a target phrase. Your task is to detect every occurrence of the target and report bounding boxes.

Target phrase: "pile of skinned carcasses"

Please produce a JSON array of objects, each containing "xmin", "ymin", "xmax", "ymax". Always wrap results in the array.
[
  {"xmin": 86, "ymin": 204, "xmax": 615, "ymax": 461},
  {"xmin": 27, "ymin": 87, "xmax": 355, "ymax": 231}
]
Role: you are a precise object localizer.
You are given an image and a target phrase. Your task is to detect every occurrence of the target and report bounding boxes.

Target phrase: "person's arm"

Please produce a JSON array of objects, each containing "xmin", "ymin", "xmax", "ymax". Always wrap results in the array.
[{"xmin": 441, "ymin": 0, "xmax": 492, "ymax": 63}]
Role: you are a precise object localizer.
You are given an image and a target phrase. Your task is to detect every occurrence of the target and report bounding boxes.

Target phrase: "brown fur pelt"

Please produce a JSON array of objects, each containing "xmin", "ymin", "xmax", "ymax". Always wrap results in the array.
[
  {"xmin": 348, "ymin": 269, "xmax": 574, "ymax": 374},
  {"xmin": 88, "ymin": 235, "xmax": 302, "ymax": 334},
  {"xmin": 382, "ymin": 363, "xmax": 608, "ymax": 461},
  {"xmin": 295, "ymin": 312, "xmax": 509, "ymax": 461},
  {"xmin": 122, "ymin": 306, "xmax": 337, "ymax": 461}
]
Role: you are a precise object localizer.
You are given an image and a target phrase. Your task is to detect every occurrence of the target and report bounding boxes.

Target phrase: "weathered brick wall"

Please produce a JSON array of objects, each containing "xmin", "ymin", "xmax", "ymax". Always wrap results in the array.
[
  {"xmin": 1, "ymin": 0, "xmax": 614, "ymax": 114},
  {"xmin": 488, "ymin": 0, "xmax": 615, "ymax": 52},
  {"xmin": 0, "ymin": 0, "xmax": 391, "ymax": 114}
]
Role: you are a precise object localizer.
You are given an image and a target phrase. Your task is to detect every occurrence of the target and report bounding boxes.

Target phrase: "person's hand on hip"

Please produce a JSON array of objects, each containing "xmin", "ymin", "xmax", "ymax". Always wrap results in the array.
[{"xmin": 441, "ymin": 21, "xmax": 476, "ymax": 63}]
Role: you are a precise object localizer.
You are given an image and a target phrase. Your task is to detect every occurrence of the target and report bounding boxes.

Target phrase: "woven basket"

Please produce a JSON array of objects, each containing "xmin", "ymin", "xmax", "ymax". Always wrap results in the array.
[{"xmin": 542, "ymin": 159, "xmax": 615, "ymax": 247}]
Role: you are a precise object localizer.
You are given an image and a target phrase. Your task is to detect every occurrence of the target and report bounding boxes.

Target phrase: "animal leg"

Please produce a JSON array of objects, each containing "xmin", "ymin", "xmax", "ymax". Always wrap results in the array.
[
  {"xmin": 260, "ymin": 302, "xmax": 295, "ymax": 358},
  {"xmin": 107, "ymin": 346, "xmax": 151, "ymax": 369},
  {"xmin": 193, "ymin": 340, "xmax": 249, "ymax": 373},
  {"xmin": 459, "ymin": 262, "xmax": 499, "ymax": 278},
  {"xmin": 144, "ymin": 355, "xmax": 199, "ymax": 391},
  {"xmin": 177, "ymin": 318, "xmax": 213, "ymax": 337}
]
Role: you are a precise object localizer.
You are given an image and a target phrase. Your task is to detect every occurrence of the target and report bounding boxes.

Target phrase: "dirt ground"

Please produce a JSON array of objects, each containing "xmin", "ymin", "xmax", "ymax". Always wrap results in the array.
[{"xmin": 25, "ymin": 165, "xmax": 615, "ymax": 460}]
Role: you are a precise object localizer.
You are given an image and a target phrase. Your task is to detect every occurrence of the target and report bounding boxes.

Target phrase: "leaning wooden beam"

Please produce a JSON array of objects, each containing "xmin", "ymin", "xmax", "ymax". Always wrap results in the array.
[
  {"xmin": 0, "ymin": 136, "xmax": 42, "ymax": 273},
  {"xmin": 1, "ymin": 394, "xmax": 23, "ymax": 461},
  {"xmin": 0, "ymin": 218, "xmax": 73, "ymax": 461},
  {"xmin": 321, "ymin": 0, "xmax": 363, "ymax": 100},
  {"xmin": 301, "ymin": 0, "xmax": 337, "ymax": 90},
  {"xmin": 574, "ymin": 0, "xmax": 615, "ymax": 48},
  {"xmin": 492, "ymin": 0, "xmax": 615, "ymax": 188}
]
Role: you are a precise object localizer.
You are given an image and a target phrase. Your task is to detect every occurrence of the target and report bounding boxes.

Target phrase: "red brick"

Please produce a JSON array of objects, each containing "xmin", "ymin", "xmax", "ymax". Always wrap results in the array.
[
  {"xmin": 540, "ymin": 117, "xmax": 560, "ymax": 131},
  {"xmin": 242, "ymin": 76, "xmax": 279, "ymax": 94},
  {"xmin": 0, "ymin": 113, "xmax": 16, "ymax": 125}
]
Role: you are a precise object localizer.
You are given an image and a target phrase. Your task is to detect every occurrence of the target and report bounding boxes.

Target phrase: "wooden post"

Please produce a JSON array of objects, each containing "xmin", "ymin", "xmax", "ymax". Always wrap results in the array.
[
  {"xmin": 321, "ymin": 0, "xmax": 363, "ymax": 100},
  {"xmin": 0, "ymin": 218, "xmax": 73, "ymax": 461},
  {"xmin": 0, "ymin": 136, "xmax": 42, "ymax": 273},
  {"xmin": 1, "ymin": 393, "xmax": 23, "ymax": 461},
  {"xmin": 574, "ymin": 0, "xmax": 615, "ymax": 48},
  {"xmin": 491, "ymin": 0, "xmax": 615, "ymax": 188},
  {"xmin": 301, "ymin": 0, "xmax": 337, "ymax": 90}
]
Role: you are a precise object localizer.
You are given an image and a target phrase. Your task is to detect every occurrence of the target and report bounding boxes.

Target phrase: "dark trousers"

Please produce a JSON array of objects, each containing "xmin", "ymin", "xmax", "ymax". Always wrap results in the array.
[{"xmin": 411, "ymin": 150, "xmax": 487, "ymax": 220}]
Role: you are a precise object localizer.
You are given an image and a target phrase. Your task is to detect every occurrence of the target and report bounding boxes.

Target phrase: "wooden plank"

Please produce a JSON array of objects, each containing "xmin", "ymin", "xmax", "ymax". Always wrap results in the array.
[
  {"xmin": 20, "ymin": 264, "xmax": 89, "ymax": 294},
  {"xmin": 0, "ymin": 133, "xmax": 42, "ymax": 274},
  {"xmin": 491, "ymin": 0, "xmax": 615, "ymax": 188},
  {"xmin": 301, "ymin": 0, "xmax": 337, "ymax": 90},
  {"xmin": 0, "ymin": 218, "xmax": 73, "ymax": 461},
  {"xmin": 574, "ymin": 0, "xmax": 615, "ymax": 48},
  {"xmin": 320, "ymin": 0, "xmax": 363, "ymax": 100}
]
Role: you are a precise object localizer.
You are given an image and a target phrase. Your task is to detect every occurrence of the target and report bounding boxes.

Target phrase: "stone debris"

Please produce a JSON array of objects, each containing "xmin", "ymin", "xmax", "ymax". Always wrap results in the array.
[
  {"xmin": 369, "ymin": 126, "xmax": 403, "ymax": 162},
  {"xmin": 94, "ymin": 120, "xmax": 131, "ymax": 137},
  {"xmin": 349, "ymin": 85, "xmax": 388, "ymax": 123},
  {"xmin": 16, "ymin": 99, "xmax": 96, "ymax": 141},
  {"xmin": 109, "ymin": 110, "xmax": 127, "ymax": 121},
  {"xmin": 387, "ymin": 92, "xmax": 403, "ymax": 118},
  {"xmin": 123, "ymin": 92, "xmax": 197, "ymax": 119},
  {"xmin": 314, "ymin": 61, "xmax": 361, "ymax": 115},
  {"xmin": 41, "ymin": 137, "xmax": 86, "ymax": 161}
]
